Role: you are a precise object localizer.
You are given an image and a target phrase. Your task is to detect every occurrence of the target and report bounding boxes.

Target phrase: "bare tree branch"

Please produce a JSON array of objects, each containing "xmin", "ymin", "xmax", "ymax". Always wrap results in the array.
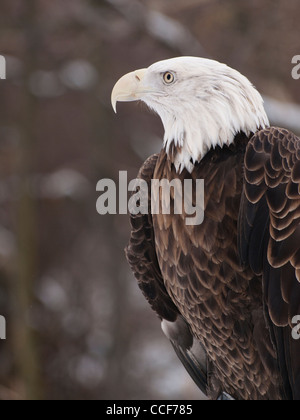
[{"xmin": 105, "ymin": 0, "xmax": 208, "ymax": 56}]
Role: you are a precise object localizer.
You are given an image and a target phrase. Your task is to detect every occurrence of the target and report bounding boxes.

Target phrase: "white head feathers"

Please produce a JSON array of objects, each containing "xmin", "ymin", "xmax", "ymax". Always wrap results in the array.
[{"xmin": 112, "ymin": 57, "xmax": 269, "ymax": 173}]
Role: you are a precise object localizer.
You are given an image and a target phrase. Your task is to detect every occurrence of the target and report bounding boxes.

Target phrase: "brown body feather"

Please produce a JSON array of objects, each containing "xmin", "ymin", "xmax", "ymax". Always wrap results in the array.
[{"xmin": 126, "ymin": 127, "xmax": 300, "ymax": 400}]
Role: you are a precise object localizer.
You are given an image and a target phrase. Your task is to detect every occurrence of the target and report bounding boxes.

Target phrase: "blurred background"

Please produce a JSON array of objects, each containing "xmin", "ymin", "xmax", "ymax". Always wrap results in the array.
[{"xmin": 0, "ymin": 0, "xmax": 300, "ymax": 401}]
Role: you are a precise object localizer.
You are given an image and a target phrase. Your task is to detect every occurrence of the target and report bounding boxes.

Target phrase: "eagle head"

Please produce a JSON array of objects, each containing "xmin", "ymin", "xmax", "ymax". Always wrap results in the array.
[{"xmin": 111, "ymin": 57, "xmax": 269, "ymax": 173}]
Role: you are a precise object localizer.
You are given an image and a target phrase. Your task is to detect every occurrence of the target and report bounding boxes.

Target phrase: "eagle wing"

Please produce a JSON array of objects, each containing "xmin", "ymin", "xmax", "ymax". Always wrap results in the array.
[
  {"xmin": 125, "ymin": 154, "xmax": 209, "ymax": 397},
  {"xmin": 239, "ymin": 127, "xmax": 300, "ymax": 399}
]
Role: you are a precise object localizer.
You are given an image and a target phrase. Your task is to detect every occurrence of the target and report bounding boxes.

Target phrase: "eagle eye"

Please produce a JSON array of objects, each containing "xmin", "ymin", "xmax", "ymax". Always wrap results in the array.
[{"xmin": 163, "ymin": 72, "xmax": 175, "ymax": 84}]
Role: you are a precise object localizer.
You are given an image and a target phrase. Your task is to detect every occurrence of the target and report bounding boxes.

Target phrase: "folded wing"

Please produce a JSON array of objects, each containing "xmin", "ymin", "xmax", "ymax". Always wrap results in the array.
[{"xmin": 239, "ymin": 127, "xmax": 300, "ymax": 399}]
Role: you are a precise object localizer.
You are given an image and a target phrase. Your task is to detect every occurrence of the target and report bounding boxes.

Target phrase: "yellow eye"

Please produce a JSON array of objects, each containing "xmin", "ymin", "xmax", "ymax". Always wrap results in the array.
[{"xmin": 163, "ymin": 72, "xmax": 175, "ymax": 84}]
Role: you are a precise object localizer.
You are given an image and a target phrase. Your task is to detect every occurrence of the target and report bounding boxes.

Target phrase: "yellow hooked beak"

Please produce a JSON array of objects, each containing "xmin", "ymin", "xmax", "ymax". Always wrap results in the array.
[{"xmin": 111, "ymin": 68, "xmax": 147, "ymax": 113}]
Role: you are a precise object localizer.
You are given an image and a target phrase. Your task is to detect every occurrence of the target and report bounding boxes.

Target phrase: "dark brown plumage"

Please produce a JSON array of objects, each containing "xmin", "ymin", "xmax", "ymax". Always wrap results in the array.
[{"xmin": 126, "ymin": 127, "xmax": 300, "ymax": 400}]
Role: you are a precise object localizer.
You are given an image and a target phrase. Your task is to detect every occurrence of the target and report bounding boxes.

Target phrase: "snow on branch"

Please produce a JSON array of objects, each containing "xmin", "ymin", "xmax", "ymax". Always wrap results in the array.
[
  {"xmin": 263, "ymin": 95, "xmax": 300, "ymax": 135},
  {"xmin": 105, "ymin": 0, "xmax": 207, "ymax": 56}
]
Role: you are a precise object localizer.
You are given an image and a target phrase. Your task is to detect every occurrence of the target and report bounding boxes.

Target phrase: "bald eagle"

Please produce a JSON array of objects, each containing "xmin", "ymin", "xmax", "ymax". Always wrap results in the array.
[{"xmin": 111, "ymin": 57, "xmax": 300, "ymax": 400}]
